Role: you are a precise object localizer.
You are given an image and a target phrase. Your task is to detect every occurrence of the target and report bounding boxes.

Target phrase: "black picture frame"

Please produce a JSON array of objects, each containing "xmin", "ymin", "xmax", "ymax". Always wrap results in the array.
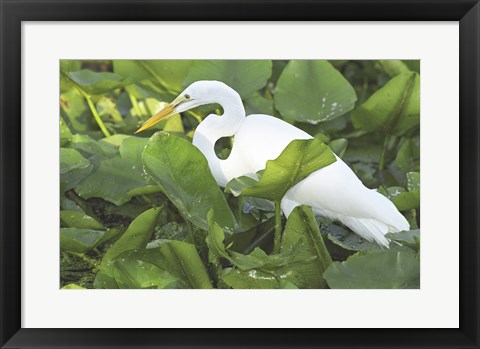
[{"xmin": 1, "ymin": 0, "xmax": 479, "ymax": 348}]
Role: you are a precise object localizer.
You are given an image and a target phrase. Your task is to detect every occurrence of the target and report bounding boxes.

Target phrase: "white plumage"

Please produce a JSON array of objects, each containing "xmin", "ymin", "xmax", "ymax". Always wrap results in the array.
[{"xmin": 138, "ymin": 80, "xmax": 410, "ymax": 247}]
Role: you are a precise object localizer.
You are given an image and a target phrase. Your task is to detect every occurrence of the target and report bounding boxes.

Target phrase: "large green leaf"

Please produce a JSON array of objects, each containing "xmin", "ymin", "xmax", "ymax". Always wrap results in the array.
[
  {"xmin": 112, "ymin": 242, "xmax": 213, "ymax": 289},
  {"xmin": 206, "ymin": 212, "xmax": 299, "ymax": 271},
  {"xmin": 324, "ymin": 251, "xmax": 420, "ymax": 289},
  {"xmin": 60, "ymin": 210, "xmax": 104, "ymax": 229},
  {"xmin": 60, "ymin": 90, "xmax": 92, "ymax": 134},
  {"xmin": 184, "ymin": 60, "xmax": 272, "ymax": 98},
  {"xmin": 142, "ymin": 132, "xmax": 235, "ymax": 232},
  {"xmin": 386, "ymin": 229, "xmax": 420, "ymax": 251},
  {"xmin": 114, "ymin": 60, "xmax": 193, "ymax": 95},
  {"xmin": 395, "ymin": 138, "xmax": 420, "ymax": 173},
  {"xmin": 69, "ymin": 134, "xmax": 118, "ymax": 163},
  {"xmin": 222, "ymin": 268, "xmax": 279, "ymax": 289},
  {"xmin": 225, "ymin": 138, "xmax": 336, "ymax": 202},
  {"xmin": 378, "ymin": 172, "xmax": 420, "ymax": 211},
  {"xmin": 352, "ymin": 72, "xmax": 420, "ymax": 136},
  {"xmin": 60, "ymin": 148, "xmax": 93, "ymax": 191},
  {"xmin": 113, "ymin": 258, "xmax": 180, "ymax": 289},
  {"xmin": 74, "ymin": 136, "xmax": 151, "ymax": 205},
  {"xmin": 60, "ymin": 118, "xmax": 73, "ymax": 146},
  {"xmin": 60, "ymin": 228, "xmax": 106, "ymax": 254},
  {"xmin": 275, "ymin": 60, "xmax": 357, "ymax": 124},
  {"xmin": 279, "ymin": 206, "xmax": 332, "ymax": 288},
  {"xmin": 94, "ymin": 208, "xmax": 161, "ymax": 288},
  {"xmin": 66, "ymin": 70, "xmax": 128, "ymax": 95}
]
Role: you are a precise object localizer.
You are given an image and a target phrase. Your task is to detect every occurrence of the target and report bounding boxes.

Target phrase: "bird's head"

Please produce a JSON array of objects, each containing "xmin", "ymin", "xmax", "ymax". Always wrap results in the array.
[{"xmin": 135, "ymin": 80, "xmax": 230, "ymax": 134}]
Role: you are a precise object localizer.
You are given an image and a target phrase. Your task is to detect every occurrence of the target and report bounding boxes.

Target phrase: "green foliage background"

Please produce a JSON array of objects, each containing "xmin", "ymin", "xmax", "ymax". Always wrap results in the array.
[{"xmin": 60, "ymin": 60, "xmax": 420, "ymax": 289}]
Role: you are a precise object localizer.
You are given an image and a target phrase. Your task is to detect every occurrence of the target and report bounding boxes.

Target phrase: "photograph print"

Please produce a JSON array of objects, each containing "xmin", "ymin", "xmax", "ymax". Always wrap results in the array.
[{"xmin": 60, "ymin": 59, "xmax": 420, "ymax": 289}]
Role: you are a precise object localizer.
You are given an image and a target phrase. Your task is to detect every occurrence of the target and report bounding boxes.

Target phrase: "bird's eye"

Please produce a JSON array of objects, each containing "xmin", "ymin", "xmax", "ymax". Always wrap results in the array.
[{"xmin": 185, "ymin": 94, "xmax": 190, "ymax": 99}]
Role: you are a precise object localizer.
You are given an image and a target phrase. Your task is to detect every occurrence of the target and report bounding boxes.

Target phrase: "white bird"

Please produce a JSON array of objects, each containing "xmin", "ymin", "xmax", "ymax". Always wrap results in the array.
[{"xmin": 136, "ymin": 80, "xmax": 409, "ymax": 247}]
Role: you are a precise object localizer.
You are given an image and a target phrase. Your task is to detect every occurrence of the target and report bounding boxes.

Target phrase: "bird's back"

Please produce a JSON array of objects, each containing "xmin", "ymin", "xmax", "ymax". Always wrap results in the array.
[{"xmin": 233, "ymin": 114, "xmax": 409, "ymax": 247}]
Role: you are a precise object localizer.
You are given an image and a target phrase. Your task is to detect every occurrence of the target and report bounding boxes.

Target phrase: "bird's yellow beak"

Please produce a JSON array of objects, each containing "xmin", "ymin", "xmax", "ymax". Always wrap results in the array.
[{"xmin": 135, "ymin": 96, "xmax": 187, "ymax": 134}]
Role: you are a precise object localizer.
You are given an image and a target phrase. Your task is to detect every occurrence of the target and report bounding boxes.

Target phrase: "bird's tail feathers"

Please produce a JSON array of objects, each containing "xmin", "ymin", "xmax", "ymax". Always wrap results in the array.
[
  {"xmin": 368, "ymin": 189, "xmax": 410, "ymax": 233},
  {"xmin": 341, "ymin": 217, "xmax": 390, "ymax": 248}
]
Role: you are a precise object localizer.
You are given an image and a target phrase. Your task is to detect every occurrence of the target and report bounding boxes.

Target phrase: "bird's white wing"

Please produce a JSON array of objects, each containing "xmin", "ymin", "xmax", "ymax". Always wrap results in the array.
[
  {"xmin": 233, "ymin": 114, "xmax": 409, "ymax": 246},
  {"xmin": 232, "ymin": 114, "xmax": 311, "ymax": 173}
]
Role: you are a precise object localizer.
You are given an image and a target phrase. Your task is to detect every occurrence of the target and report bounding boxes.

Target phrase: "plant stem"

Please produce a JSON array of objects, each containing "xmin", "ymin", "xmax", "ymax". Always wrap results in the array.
[
  {"xmin": 273, "ymin": 201, "xmax": 282, "ymax": 254},
  {"xmin": 61, "ymin": 72, "xmax": 111, "ymax": 137},
  {"xmin": 85, "ymin": 96, "xmax": 111, "ymax": 137},
  {"xmin": 137, "ymin": 61, "xmax": 173, "ymax": 93},
  {"xmin": 379, "ymin": 134, "xmax": 390, "ymax": 170},
  {"xmin": 128, "ymin": 92, "xmax": 143, "ymax": 118}
]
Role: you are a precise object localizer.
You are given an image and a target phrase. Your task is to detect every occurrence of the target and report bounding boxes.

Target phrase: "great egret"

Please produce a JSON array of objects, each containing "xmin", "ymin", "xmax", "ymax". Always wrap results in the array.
[{"xmin": 136, "ymin": 80, "xmax": 409, "ymax": 247}]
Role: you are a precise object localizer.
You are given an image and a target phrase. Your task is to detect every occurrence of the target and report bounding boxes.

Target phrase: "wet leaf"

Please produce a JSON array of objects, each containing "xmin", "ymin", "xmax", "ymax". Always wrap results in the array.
[
  {"xmin": 142, "ymin": 132, "xmax": 235, "ymax": 232},
  {"xmin": 275, "ymin": 60, "xmax": 357, "ymax": 123},
  {"xmin": 60, "ymin": 228, "xmax": 106, "ymax": 254},
  {"xmin": 60, "ymin": 210, "xmax": 104, "ymax": 229},
  {"xmin": 74, "ymin": 136, "xmax": 151, "ymax": 205},
  {"xmin": 324, "ymin": 251, "xmax": 420, "ymax": 289},
  {"xmin": 67, "ymin": 70, "xmax": 128, "ymax": 95},
  {"xmin": 352, "ymin": 72, "xmax": 420, "ymax": 136},
  {"xmin": 114, "ymin": 60, "xmax": 193, "ymax": 95},
  {"xmin": 225, "ymin": 138, "xmax": 336, "ymax": 202},
  {"xmin": 61, "ymin": 283, "xmax": 86, "ymax": 289},
  {"xmin": 184, "ymin": 60, "xmax": 272, "ymax": 98},
  {"xmin": 60, "ymin": 148, "xmax": 93, "ymax": 191},
  {"xmin": 114, "ymin": 259, "xmax": 180, "ymax": 289},
  {"xmin": 60, "ymin": 118, "xmax": 73, "ymax": 146},
  {"xmin": 386, "ymin": 229, "xmax": 420, "ymax": 251},
  {"xmin": 113, "ymin": 242, "xmax": 213, "ymax": 289},
  {"xmin": 94, "ymin": 208, "xmax": 161, "ymax": 288},
  {"xmin": 279, "ymin": 206, "xmax": 332, "ymax": 288}
]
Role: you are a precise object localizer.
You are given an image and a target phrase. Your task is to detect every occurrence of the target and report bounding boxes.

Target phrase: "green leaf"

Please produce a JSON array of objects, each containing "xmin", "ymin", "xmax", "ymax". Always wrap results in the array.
[
  {"xmin": 244, "ymin": 92, "xmax": 274, "ymax": 115},
  {"xmin": 102, "ymin": 208, "xmax": 161, "ymax": 264},
  {"xmin": 60, "ymin": 210, "xmax": 104, "ymax": 229},
  {"xmin": 60, "ymin": 148, "xmax": 93, "ymax": 191},
  {"xmin": 184, "ymin": 60, "xmax": 272, "ymax": 98},
  {"xmin": 280, "ymin": 206, "xmax": 332, "ymax": 288},
  {"xmin": 94, "ymin": 208, "xmax": 161, "ymax": 288},
  {"xmin": 114, "ymin": 60, "xmax": 193, "ymax": 94},
  {"xmin": 112, "ymin": 242, "xmax": 213, "ymax": 289},
  {"xmin": 225, "ymin": 138, "xmax": 336, "ymax": 202},
  {"xmin": 60, "ymin": 90, "xmax": 92, "ymax": 134},
  {"xmin": 60, "ymin": 60, "xmax": 82, "ymax": 74},
  {"xmin": 407, "ymin": 172, "xmax": 420, "ymax": 191},
  {"xmin": 69, "ymin": 134, "xmax": 118, "ymax": 163},
  {"xmin": 114, "ymin": 259, "xmax": 180, "ymax": 289},
  {"xmin": 352, "ymin": 72, "xmax": 420, "ymax": 136},
  {"xmin": 96, "ymin": 96, "xmax": 123, "ymax": 124},
  {"xmin": 67, "ymin": 70, "xmax": 128, "ymax": 95},
  {"xmin": 386, "ymin": 229, "xmax": 420, "ymax": 251},
  {"xmin": 378, "ymin": 60, "xmax": 411, "ymax": 77},
  {"xmin": 74, "ymin": 136, "xmax": 151, "ymax": 205},
  {"xmin": 323, "ymin": 223, "xmax": 382, "ymax": 252},
  {"xmin": 61, "ymin": 283, "xmax": 86, "ymax": 289},
  {"xmin": 60, "ymin": 228, "xmax": 106, "ymax": 253},
  {"xmin": 395, "ymin": 139, "xmax": 420, "ymax": 173},
  {"xmin": 222, "ymin": 268, "xmax": 279, "ymax": 289},
  {"xmin": 328, "ymin": 138, "xmax": 348, "ymax": 158},
  {"xmin": 142, "ymin": 132, "xmax": 235, "ymax": 232},
  {"xmin": 60, "ymin": 118, "xmax": 73, "ymax": 146},
  {"xmin": 379, "ymin": 172, "xmax": 420, "ymax": 211},
  {"xmin": 324, "ymin": 251, "xmax": 420, "ymax": 289},
  {"xmin": 403, "ymin": 60, "xmax": 420, "ymax": 73},
  {"xmin": 275, "ymin": 60, "xmax": 357, "ymax": 124}
]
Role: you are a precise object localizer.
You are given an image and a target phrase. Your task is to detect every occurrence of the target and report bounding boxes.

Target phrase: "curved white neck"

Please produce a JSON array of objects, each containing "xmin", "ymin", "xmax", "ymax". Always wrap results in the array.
[{"xmin": 192, "ymin": 90, "xmax": 245, "ymax": 186}]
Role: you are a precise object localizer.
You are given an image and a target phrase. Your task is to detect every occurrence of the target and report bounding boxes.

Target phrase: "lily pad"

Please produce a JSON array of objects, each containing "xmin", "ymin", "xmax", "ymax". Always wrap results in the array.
[{"xmin": 275, "ymin": 60, "xmax": 357, "ymax": 124}]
